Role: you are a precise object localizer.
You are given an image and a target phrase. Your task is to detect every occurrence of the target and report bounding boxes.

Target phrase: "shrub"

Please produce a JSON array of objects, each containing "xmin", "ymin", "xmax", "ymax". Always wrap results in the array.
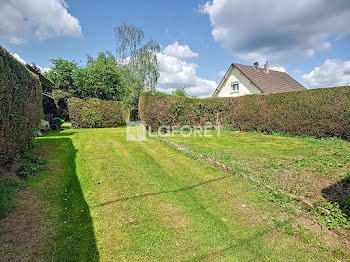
[
  {"xmin": 68, "ymin": 97, "xmax": 124, "ymax": 128},
  {"xmin": 139, "ymin": 86, "xmax": 350, "ymax": 140},
  {"xmin": 139, "ymin": 91, "xmax": 227, "ymax": 130},
  {"xmin": 0, "ymin": 46, "xmax": 42, "ymax": 165}
]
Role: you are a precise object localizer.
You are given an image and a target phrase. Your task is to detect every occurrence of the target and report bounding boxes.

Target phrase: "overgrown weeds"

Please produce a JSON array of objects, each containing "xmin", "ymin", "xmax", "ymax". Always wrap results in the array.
[{"xmin": 315, "ymin": 202, "xmax": 350, "ymax": 229}]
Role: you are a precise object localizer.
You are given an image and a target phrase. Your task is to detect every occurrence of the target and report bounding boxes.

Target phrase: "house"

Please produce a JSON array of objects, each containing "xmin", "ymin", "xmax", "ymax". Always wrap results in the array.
[{"xmin": 212, "ymin": 62, "xmax": 305, "ymax": 97}]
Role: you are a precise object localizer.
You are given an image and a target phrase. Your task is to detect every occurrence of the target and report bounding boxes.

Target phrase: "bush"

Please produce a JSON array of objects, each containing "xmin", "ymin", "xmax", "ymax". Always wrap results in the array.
[
  {"xmin": 0, "ymin": 46, "xmax": 42, "ymax": 165},
  {"xmin": 139, "ymin": 91, "xmax": 227, "ymax": 130},
  {"xmin": 68, "ymin": 97, "xmax": 124, "ymax": 128},
  {"xmin": 139, "ymin": 86, "xmax": 350, "ymax": 140}
]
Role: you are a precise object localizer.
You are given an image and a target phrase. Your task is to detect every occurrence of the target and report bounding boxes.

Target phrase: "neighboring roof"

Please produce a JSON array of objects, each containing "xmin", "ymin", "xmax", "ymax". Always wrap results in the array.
[
  {"xmin": 213, "ymin": 63, "xmax": 305, "ymax": 96},
  {"xmin": 26, "ymin": 64, "xmax": 54, "ymax": 89},
  {"xmin": 42, "ymin": 92, "xmax": 54, "ymax": 99}
]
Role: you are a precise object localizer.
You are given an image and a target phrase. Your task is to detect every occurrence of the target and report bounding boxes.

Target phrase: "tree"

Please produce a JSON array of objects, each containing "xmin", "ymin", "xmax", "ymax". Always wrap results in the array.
[
  {"xmin": 172, "ymin": 87, "xmax": 189, "ymax": 97},
  {"xmin": 44, "ymin": 24, "xmax": 159, "ymax": 110},
  {"xmin": 115, "ymin": 23, "xmax": 160, "ymax": 105},
  {"xmin": 74, "ymin": 52, "xmax": 127, "ymax": 101},
  {"xmin": 45, "ymin": 53, "xmax": 130, "ymax": 103},
  {"xmin": 44, "ymin": 58, "xmax": 79, "ymax": 93}
]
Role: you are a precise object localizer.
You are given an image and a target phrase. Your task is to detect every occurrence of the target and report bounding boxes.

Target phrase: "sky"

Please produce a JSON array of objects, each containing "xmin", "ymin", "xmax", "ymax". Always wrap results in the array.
[{"xmin": 1, "ymin": 0, "xmax": 350, "ymax": 97}]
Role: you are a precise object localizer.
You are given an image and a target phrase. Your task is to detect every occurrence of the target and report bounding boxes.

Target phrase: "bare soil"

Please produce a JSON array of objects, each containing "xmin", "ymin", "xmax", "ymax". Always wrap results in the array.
[
  {"xmin": 0, "ymin": 180, "xmax": 53, "ymax": 262},
  {"xmin": 1, "ymin": 162, "xmax": 21, "ymax": 179}
]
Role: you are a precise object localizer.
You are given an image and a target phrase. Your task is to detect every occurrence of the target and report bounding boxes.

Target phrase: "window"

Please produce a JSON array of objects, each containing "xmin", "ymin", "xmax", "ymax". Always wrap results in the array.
[{"xmin": 231, "ymin": 82, "xmax": 239, "ymax": 93}]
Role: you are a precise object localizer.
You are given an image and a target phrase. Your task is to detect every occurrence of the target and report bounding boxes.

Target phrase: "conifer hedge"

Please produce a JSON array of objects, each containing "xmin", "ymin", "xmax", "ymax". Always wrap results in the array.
[
  {"xmin": 0, "ymin": 46, "xmax": 42, "ymax": 165},
  {"xmin": 68, "ymin": 97, "xmax": 123, "ymax": 128},
  {"xmin": 139, "ymin": 86, "xmax": 350, "ymax": 140}
]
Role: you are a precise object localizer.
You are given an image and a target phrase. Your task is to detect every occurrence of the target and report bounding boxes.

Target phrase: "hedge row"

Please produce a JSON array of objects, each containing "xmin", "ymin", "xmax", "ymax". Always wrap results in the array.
[
  {"xmin": 139, "ymin": 86, "xmax": 350, "ymax": 140},
  {"xmin": 0, "ymin": 46, "xmax": 42, "ymax": 165},
  {"xmin": 68, "ymin": 97, "xmax": 123, "ymax": 128}
]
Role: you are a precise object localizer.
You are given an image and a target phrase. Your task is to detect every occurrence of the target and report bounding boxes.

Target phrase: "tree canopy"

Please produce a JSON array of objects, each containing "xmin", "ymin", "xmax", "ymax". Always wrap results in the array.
[
  {"xmin": 115, "ymin": 23, "xmax": 160, "ymax": 91},
  {"xmin": 172, "ymin": 87, "xmax": 189, "ymax": 97},
  {"xmin": 45, "ymin": 24, "xmax": 160, "ymax": 109},
  {"xmin": 74, "ymin": 52, "xmax": 127, "ymax": 101},
  {"xmin": 44, "ymin": 58, "xmax": 79, "ymax": 94}
]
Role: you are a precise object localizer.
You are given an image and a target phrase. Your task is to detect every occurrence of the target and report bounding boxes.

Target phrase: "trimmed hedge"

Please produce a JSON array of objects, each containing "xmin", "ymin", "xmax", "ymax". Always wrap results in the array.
[
  {"xmin": 0, "ymin": 46, "xmax": 42, "ymax": 165},
  {"xmin": 139, "ymin": 91, "xmax": 227, "ymax": 129},
  {"xmin": 139, "ymin": 86, "xmax": 350, "ymax": 140},
  {"xmin": 68, "ymin": 97, "xmax": 123, "ymax": 128}
]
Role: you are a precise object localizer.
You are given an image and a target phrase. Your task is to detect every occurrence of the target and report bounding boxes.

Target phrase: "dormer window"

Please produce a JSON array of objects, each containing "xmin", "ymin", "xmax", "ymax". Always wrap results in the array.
[{"xmin": 231, "ymin": 81, "xmax": 239, "ymax": 93}]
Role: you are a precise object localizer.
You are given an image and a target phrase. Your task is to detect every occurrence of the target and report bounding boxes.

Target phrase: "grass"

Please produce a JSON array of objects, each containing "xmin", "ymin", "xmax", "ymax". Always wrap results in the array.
[
  {"xmin": 0, "ymin": 141, "xmax": 40, "ymax": 218},
  {"xmin": 1, "ymin": 124, "xmax": 349, "ymax": 260},
  {"xmin": 0, "ymin": 177, "xmax": 25, "ymax": 217},
  {"xmin": 31, "ymin": 134, "xmax": 99, "ymax": 261},
  {"xmin": 165, "ymin": 129, "xmax": 350, "ymax": 228}
]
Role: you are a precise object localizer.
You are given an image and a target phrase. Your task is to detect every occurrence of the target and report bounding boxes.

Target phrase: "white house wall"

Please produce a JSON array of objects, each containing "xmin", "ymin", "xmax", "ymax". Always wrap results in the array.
[{"xmin": 216, "ymin": 67, "xmax": 261, "ymax": 97}]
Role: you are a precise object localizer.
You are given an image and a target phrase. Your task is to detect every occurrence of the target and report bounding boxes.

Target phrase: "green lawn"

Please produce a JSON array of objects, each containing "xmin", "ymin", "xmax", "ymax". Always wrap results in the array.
[
  {"xmin": 166, "ymin": 130, "xmax": 350, "ymax": 211},
  {"xmin": 2, "ymin": 125, "xmax": 348, "ymax": 261}
]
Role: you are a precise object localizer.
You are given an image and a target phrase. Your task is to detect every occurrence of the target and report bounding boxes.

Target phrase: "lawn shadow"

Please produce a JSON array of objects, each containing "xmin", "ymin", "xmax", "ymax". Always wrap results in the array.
[
  {"xmin": 94, "ymin": 174, "xmax": 234, "ymax": 209},
  {"xmin": 43, "ymin": 130, "xmax": 77, "ymax": 137},
  {"xmin": 322, "ymin": 176, "xmax": 350, "ymax": 217},
  {"xmin": 37, "ymin": 136, "xmax": 99, "ymax": 261}
]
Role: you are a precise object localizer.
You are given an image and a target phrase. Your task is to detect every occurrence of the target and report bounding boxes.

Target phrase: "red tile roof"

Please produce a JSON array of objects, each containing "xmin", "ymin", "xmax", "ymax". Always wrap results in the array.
[{"xmin": 232, "ymin": 63, "xmax": 305, "ymax": 94}]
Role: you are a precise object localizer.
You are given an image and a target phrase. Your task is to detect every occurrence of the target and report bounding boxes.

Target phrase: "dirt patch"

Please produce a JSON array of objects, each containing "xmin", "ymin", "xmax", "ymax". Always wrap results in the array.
[
  {"xmin": 271, "ymin": 169, "xmax": 337, "ymax": 202},
  {"xmin": 295, "ymin": 214, "xmax": 350, "ymax": 251},
  {"xmin": 160, "ymin": 203, "xmax": 189, "ymax": 229},
  {"xmin": 234, "ymin": 203, "xmax": 262, "ymax": 227},
  {"xmin": 0, "ymin": 186, "xmax": 53, "ymax": 262},
  {"xmin": 0, "ymin": 162, "xmax": 21, "ymax": 179}
]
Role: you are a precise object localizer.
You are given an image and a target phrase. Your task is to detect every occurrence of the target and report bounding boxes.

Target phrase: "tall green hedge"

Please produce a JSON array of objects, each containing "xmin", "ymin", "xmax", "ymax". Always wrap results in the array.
[
  {"xmin": 0, "ymin": 46, "xmax": 42, "ymax": 165},
  {"xmin": 139, "ymin": 86, "xmax": 350, "ymax": 140},
  {"xmin": 68, "ymin": 97, "xmax": 123, "ymax": 128}
]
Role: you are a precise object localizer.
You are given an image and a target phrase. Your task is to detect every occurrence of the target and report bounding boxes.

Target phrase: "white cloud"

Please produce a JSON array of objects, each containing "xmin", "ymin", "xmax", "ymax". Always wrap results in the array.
[
  {"xmin": 157, "ymin": 43, "xmax": 216, "ymax": 97},
  {"xmin": 270, "ymin": 66, "xmax": 286, "ymax": 72},
  {"xmin": 202, "ymin": 0, "xmax": 350, "ymax": 63},
  {"xmin": 0, "ymin": 0, "xmax": 82, "ymax": 44},
  {"xmin": 302, "ymin": 59, "xmax": 350, "ymax": 88},
  {"xmin": 218, "ymin": 71, "xmax": 226, "ymax": 77},
  {"xmin": 163, "ymin": 41, "xmax": 199, "ymax": 59},
  {"xmin": 12, "ymin": 52, "xmax": 51, "ymax": 73},
  {"xmin": 37, "ymin": 65, "xmax": 51, "ymax": 73},
  {"xmin": 12, "ymin": 53, "xmax": 26, "ymax": 64}
]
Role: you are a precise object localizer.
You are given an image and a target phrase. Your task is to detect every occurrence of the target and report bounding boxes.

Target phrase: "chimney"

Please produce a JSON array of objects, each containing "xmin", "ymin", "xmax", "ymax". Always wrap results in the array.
[
  {"xmin": 264, "ymin": 61, "xmax": 269, "ymax": 74},
  {"xmin": 253, "ymin": 62, "xmax": 259, "ymax": 69}
]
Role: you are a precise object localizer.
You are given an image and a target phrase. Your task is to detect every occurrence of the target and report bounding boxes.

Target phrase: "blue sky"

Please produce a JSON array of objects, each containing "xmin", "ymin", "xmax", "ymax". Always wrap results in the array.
[{"xmin": 1, "ymin": 0, "xmax": 350, "ymax": 97}]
